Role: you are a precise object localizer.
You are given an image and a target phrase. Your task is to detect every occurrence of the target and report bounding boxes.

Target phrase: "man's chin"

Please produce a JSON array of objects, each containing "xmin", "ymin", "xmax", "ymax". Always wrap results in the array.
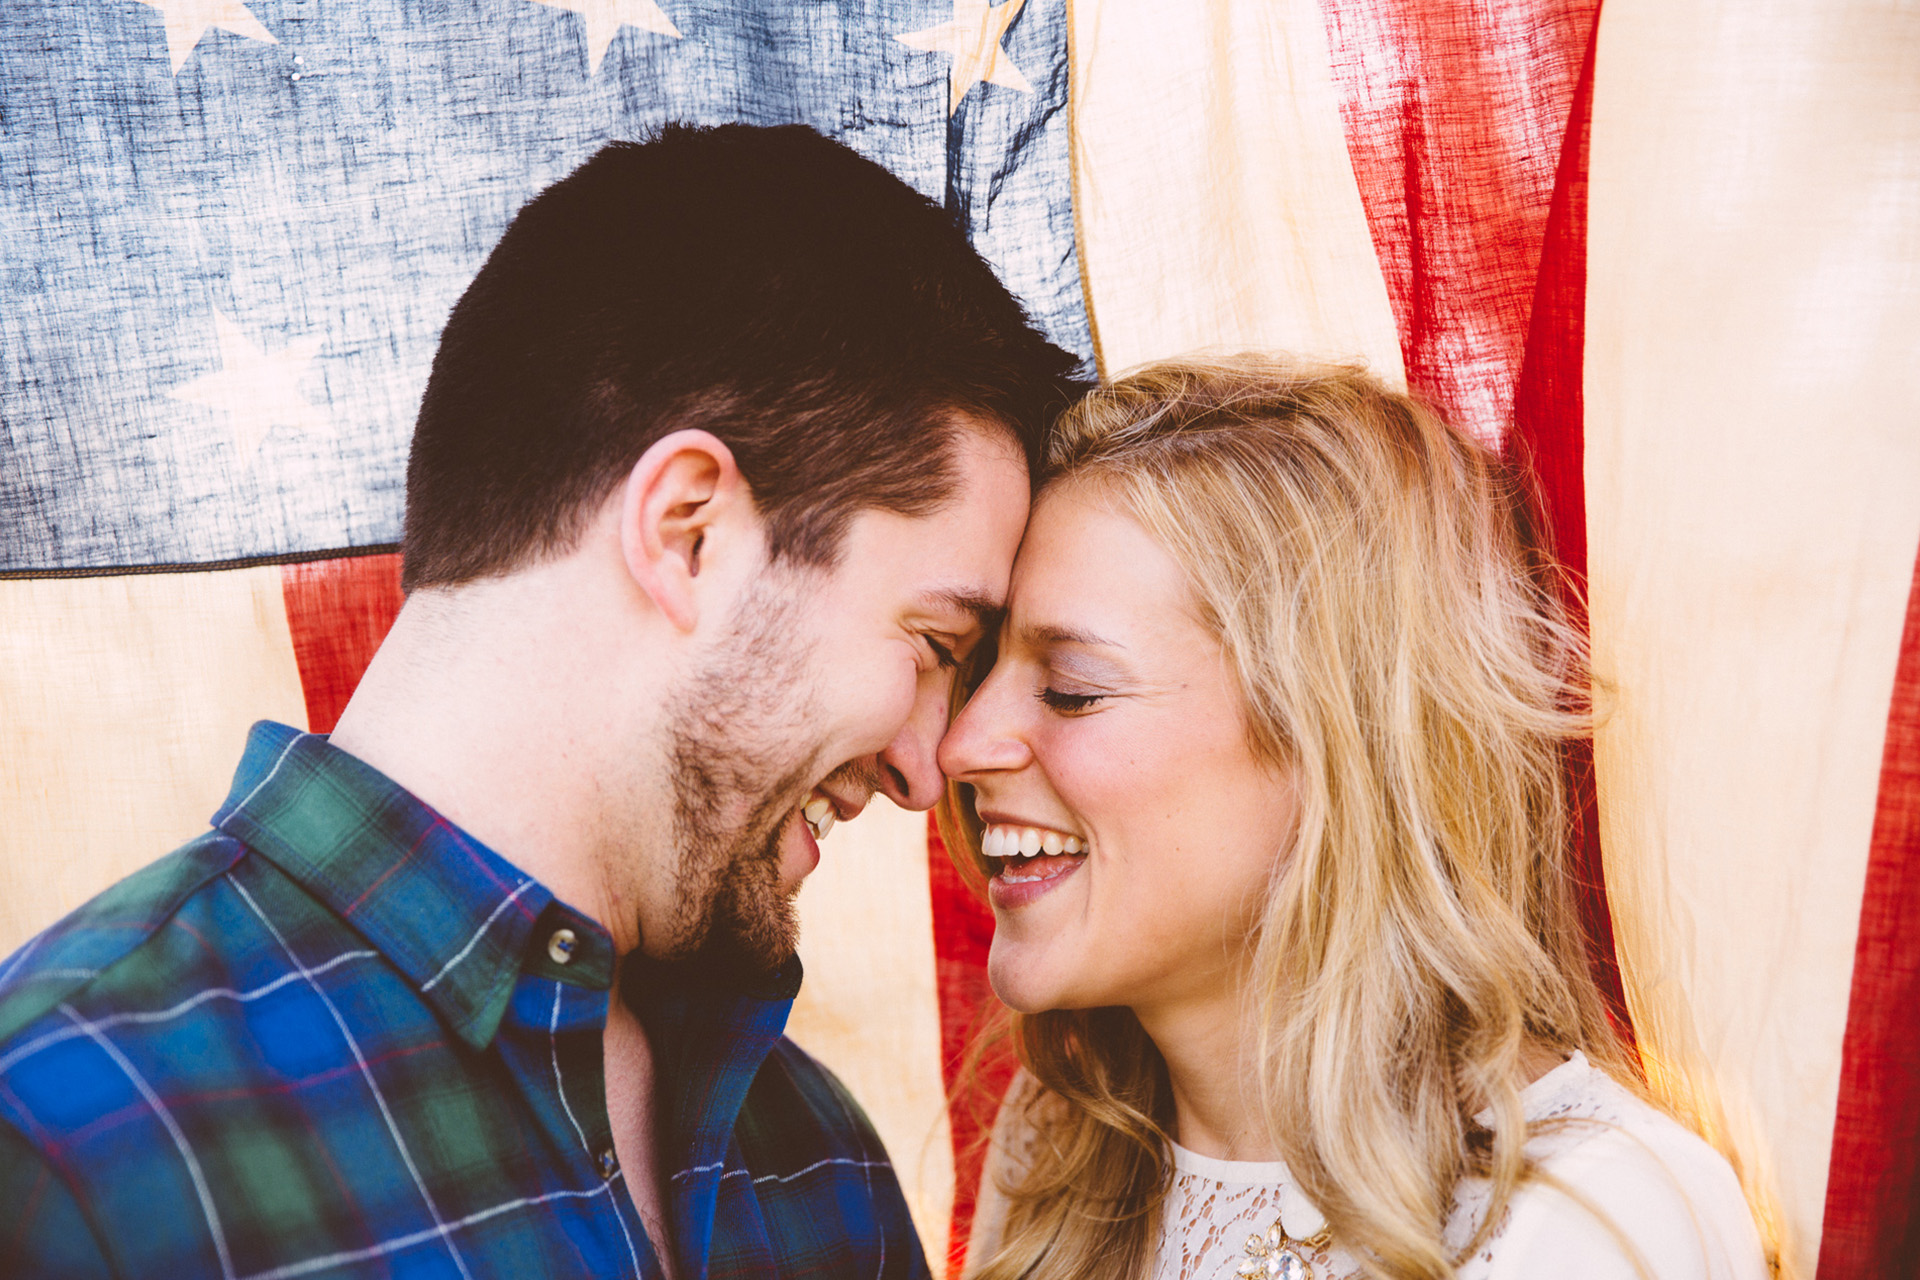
[
  {"xmin": 699, "ymin": 825, "xmax": 803, "ymax": 972},
  {"xmin": 713, "ymin": 887, "xmax": 800, "ymax": 973},
  {"xmin": 656, "ymin": 771, "xmax": 817, "ymax": 971}
]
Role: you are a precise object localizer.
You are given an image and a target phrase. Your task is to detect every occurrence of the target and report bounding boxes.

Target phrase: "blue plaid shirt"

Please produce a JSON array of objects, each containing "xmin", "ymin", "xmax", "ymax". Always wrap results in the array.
[{"xmin": 0, "ymin": 721, "xmax": 930, "ymax": 1279}]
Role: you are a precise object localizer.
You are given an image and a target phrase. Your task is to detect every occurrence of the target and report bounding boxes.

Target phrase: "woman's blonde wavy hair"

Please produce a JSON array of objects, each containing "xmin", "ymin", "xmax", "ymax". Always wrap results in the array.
[{"xmin": 948, "ymin": 354, "xmax": 1640, "ymax": 1280}]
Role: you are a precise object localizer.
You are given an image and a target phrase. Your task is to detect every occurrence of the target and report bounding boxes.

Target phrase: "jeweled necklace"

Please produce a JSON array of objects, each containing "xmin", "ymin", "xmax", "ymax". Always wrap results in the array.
[{"xmin": 1235, "ymin": 1215, "xmax": 1333, "ymax": 1280}]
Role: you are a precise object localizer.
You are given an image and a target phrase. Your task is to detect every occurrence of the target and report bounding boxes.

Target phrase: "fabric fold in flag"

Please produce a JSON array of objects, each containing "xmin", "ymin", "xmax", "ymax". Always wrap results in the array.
[{"xmin": 1818, "ymin": 542, "xmax": 1920, "ymax": 1280}]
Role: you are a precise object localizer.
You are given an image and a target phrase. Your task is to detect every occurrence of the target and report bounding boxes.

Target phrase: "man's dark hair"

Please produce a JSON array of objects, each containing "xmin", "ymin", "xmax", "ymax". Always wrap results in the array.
[{"xmin": 403, "ymin": 123, "xmax": 1084, "ymax": 590}]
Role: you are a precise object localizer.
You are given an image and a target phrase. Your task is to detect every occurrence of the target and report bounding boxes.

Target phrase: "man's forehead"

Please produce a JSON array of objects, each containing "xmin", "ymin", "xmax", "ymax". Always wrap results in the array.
[{"xmin": 825, "ymin": 425, "xmax": 1029, "ymax": 624}]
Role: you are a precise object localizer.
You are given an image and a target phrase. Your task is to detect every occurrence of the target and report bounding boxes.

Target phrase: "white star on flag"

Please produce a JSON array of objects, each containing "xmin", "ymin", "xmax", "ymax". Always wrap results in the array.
[
  {"xmin": 528, "ymin": 0, "xmax": 681, "ymax": 76},
  {"xmin": 167, "ymin": 311, "xmax": 327, "ymax": 458},
  {"xmin": 130, "ymin": 0, "xmax": 276, "ymax": 75},
  {"xmin": 895, "ymin": 0, "xmax": 1032, "ymax": 116}
]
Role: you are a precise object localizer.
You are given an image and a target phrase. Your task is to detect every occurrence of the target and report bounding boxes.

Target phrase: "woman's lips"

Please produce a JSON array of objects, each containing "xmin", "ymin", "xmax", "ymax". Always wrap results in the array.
[
  {"xmin": 973, "ymin": 816, "xmax": 1089, "ymax": 908},
  {"xmin": 986, "ymin": 850, "xmax": 1084, "ymax": 909}
]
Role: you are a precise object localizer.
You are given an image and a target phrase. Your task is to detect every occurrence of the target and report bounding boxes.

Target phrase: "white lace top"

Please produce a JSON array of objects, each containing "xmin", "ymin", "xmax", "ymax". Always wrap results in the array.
[{"xmin": 968, "ymin": 1054, "xmax": 1769, "ymax": 1280}]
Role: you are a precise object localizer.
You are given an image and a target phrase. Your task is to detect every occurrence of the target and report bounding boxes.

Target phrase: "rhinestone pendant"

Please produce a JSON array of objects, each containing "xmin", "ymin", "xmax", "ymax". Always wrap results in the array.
[{"xmin": 1234, "ymin": 1219, "xmax": 1314, "ymax": 1280}]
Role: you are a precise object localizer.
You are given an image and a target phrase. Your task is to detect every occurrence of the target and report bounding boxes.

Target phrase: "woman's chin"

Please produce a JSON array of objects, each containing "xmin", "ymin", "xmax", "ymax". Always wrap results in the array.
[{"xmin": 986, "ymin": 943, "xmax": 1093, "ymax": 1016}]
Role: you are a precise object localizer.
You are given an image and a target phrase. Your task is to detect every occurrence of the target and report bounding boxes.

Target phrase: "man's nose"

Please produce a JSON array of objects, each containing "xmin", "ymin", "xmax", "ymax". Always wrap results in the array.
[{"xmin": 874, "ymin": 676, "xmax": 953, "ymax": 811}]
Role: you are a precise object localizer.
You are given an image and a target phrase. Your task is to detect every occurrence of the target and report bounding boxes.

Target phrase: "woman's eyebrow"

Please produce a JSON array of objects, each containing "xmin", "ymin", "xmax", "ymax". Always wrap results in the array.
[{"xmin": 1023, "ymin": 622, "xmax": 1125, "ymax": 651}]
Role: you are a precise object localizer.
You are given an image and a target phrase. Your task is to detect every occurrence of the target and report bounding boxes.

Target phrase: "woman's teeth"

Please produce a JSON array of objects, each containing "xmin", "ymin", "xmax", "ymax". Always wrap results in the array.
[
  {"xmin": 981, "ymin": 824, "xmax": 1085, "ymax": 858},
  {"xmin": 980, "ymin": 824, "xmax": 1087, "ymax": 881},
  {"xmin": 803, "ymin": 796, "xmax": 836, "ymax": 841}
]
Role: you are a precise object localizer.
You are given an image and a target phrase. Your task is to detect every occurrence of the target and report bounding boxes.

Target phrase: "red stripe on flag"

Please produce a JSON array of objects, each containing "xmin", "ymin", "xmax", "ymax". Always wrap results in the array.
[
  {"xmin": 929, "ymin": 815, "xmax": 1017, "ymax": 1276},
  {"xmin": 1317, "ymin": 0, "xmax": 1600, "ymax": 442},
  {"xmin": 1506, "ymin": 16, "xmax": 1631, "ymax": 1040},
  {"xmin": 280, "ymin": 554, "xmax": 405, "ymax": 735},
  {"xmin": 1511, "ymin": 12, "xmax": 1596, "ymax": 591},
  {"xmin": 1818, "ymin": 543, "xmax": 1920, "ymax": 1278},
  {"xmin": 1319, "ymin": 0, "xmax": 1631, "ymax": 1038}
]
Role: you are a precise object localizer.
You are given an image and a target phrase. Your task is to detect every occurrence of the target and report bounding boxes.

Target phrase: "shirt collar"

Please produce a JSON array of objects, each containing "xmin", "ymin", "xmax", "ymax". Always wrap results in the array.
[{"xmin": 213, "ymin": 721, "xmax": 614, "ymax": 1049}]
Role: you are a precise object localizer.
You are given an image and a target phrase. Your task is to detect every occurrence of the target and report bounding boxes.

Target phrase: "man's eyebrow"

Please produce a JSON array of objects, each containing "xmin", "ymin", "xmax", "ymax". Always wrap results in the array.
[
  {"xmin": 1023, "ymin": 622, "xmax": 1124, "ymax": 650},
  {"xmin": 922, "ymin": 588, "xmax": 1003, "ymax": 631}
]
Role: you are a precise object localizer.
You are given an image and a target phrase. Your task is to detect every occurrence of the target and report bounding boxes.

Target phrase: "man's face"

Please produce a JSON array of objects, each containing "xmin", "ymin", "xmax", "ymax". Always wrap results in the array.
[{"xmin": 657, "ymin": 425, "xmax": 1031, "ymax": 968}]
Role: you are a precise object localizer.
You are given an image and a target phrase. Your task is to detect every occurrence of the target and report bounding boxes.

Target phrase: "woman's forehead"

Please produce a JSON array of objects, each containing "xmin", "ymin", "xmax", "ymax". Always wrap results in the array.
[{"xmin": 1006, "ymin": 487, "xmax": 1211, "ymax": 653}]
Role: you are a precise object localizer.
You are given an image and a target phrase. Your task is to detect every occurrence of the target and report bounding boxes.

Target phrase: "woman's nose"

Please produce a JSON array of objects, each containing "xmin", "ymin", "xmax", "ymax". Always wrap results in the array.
[{"xmin": 937, "ymin": 668, "xmax": 1033, "ymax": 780}]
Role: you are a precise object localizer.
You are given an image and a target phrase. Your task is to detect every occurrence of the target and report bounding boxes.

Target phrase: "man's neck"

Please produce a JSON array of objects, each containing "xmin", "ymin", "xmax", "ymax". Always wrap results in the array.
[
  {"xmin": 332, "ymin": 564, "xmax": 697, "ymax": 1275},
  {"xmin": 606, "ymin": 985, "xmax": 680, "ymax": 1280},
  {"xmin": 327, "ymin": 561, "xmax": 676, "ymax": 955}
]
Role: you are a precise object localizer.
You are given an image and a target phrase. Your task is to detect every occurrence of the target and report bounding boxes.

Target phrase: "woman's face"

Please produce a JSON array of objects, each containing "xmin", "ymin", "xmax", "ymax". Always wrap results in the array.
[{"xmin": 937, "ymin": 482, "xmax": 1298, "ymax": 1019}]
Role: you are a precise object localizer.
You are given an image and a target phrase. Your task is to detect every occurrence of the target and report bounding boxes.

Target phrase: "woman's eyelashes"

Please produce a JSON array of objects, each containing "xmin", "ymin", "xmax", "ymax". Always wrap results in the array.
[{"xmin": 1038, "ymin": 686, "xmax": 1105, "ymax": 714}]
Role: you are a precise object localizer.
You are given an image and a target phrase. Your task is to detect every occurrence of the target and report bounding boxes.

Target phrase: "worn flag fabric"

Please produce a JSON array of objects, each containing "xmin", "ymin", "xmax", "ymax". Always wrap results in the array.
[
  {"xmin": 0, "ymin": 0, "xmax": 1087, "ymax": 571},
  {"xmin": 4, "ymin": 1, "xmax": 1918, "ymax": 1277}
]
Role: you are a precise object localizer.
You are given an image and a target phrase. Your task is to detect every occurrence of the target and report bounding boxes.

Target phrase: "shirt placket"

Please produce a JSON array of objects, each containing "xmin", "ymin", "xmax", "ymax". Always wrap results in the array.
[
  {"xmin": 632, "ymin": 960, "xmax": 799, "ymax": 1280},
  {"xmin": 500, "ymin": 915, "xmax": 668, "ymax": 1280}
]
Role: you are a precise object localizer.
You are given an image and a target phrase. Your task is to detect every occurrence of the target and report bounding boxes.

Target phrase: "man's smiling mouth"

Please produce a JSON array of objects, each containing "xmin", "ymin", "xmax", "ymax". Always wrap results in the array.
[
  {"xmin": 803, "ymin": 786, "xmax": 870, "ymax": 842},
  {"xmin": 802, "ymin": 793, "xmax": 836, "ymax": 841}
]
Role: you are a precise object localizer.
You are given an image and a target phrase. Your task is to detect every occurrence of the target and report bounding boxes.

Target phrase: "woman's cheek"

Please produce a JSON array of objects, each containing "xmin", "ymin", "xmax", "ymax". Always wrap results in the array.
[{"xmin": 1034, "ymin": 716, "xmax": 1132, "ymax": 814}]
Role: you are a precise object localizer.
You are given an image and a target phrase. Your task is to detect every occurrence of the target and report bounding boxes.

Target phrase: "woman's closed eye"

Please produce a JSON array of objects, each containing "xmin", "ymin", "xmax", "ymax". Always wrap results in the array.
[{"xmin": 1038, "ymin": 686, "xmax": 1105, "ymax": 714}]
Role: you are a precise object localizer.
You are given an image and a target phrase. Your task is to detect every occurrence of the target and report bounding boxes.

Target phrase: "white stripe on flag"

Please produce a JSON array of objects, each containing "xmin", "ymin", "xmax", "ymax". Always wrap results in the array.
[
  {"xmin": 1586, "ymin": 1, "xmax": 1920, "ymax": 1270},
  {"xmin": 1066, "ymin": 0, "xmax": 1404, "ymax": 380},
  {"xmin": 0, "ymin": 569, "xmax": 309, "ymax": 955}
]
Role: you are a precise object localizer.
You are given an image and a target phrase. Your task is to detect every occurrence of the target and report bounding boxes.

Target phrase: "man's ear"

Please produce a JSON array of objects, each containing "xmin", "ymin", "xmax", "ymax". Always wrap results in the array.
[{"xmin": 618, "ymin": 429, "xmax": 750, "ymax": 633}]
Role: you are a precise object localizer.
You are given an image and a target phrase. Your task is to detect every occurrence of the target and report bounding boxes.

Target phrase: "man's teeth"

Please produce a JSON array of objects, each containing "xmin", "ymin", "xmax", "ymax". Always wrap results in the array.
[
  {"xmin": 980, "ymin": 824, "xmax": 1086, "ymax": 860},
  {"xmin": 803, "ymin": 797, "xmax": 836, "ymax": 841}
]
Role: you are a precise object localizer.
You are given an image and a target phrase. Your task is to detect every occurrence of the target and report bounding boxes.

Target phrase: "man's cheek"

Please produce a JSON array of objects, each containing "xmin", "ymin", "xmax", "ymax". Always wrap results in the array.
[
  {"xmin": 828, "ymin": 661, "xmax": 918, "ymax": 756},
  {"xmin": 875, "ymin": 671, "xmax": 934, "ymax": 752}
]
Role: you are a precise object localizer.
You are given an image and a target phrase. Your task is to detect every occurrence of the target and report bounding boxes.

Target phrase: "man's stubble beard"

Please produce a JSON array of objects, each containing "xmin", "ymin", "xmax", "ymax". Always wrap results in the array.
[{"xmin": 658, "ymin": 573, "xmax": 824, "ymax": 971}]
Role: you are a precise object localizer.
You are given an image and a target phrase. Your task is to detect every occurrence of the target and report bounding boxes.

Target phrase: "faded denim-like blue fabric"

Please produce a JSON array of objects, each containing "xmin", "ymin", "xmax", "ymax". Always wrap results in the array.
[{"xmin": 0, "ymin": 0, "xmax": 1089, "ymax": 570}]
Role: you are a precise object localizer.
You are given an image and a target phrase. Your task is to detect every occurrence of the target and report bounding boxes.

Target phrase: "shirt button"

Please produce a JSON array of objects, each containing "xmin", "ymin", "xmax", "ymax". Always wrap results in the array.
[
  {"xmin": 599, "ymin": 1148, "xmax": 619, "ymax": 1179},
  {"xmin": 547, "ymin": 927, "xmax": 578, "ymax": 965}
]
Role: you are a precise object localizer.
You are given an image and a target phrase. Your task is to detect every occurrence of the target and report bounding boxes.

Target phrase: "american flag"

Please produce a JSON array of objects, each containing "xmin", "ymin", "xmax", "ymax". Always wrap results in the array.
[{"xmin": 3, "ymin": 1, "xmax": 1916, "ymax": 1276}]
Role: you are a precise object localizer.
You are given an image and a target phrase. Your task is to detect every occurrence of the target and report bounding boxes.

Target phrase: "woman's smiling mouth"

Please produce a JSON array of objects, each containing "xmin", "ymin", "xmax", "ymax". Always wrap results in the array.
[{"xmin": 980, "ymin": 821, "xmax": 1088, "ymax": 904}]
